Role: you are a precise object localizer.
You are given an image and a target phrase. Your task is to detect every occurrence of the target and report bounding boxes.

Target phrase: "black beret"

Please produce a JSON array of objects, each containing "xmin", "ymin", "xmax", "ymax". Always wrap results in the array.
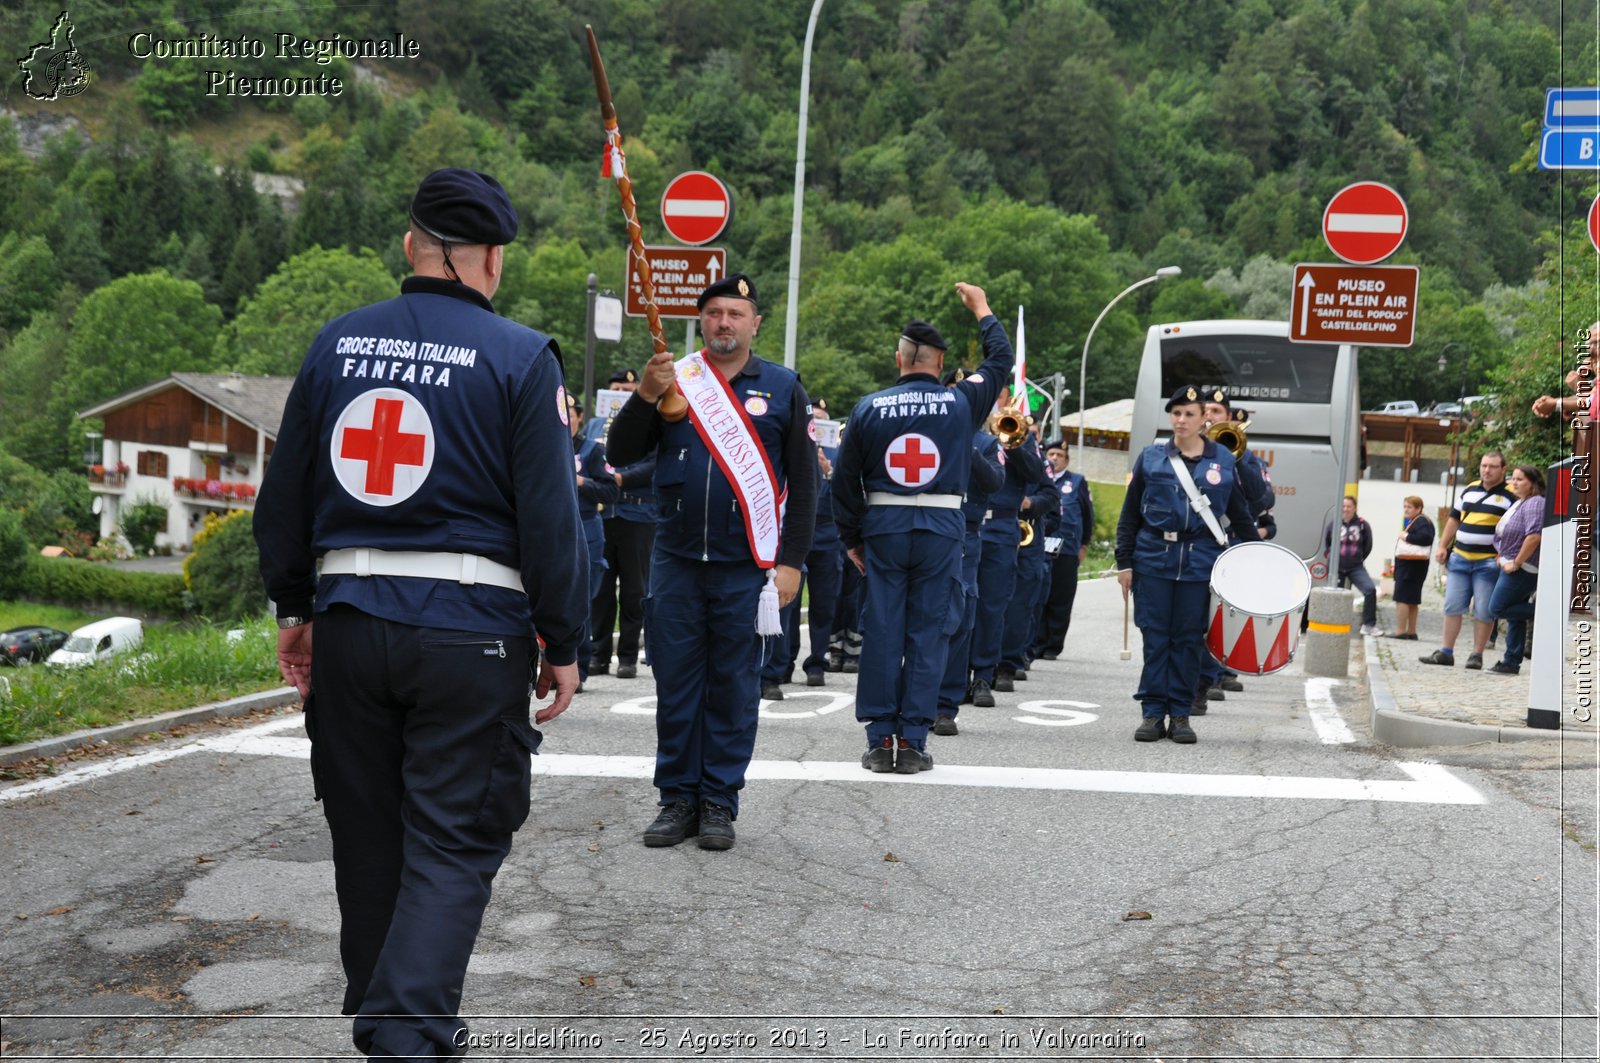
[
  {"xmin": 941, "ymin": 366, "xmax": 967, "ymax": 386},
  {"xmin": 608, "ymin": 368, "xmax": 638, "ymax": 385},
  {"xmin": 1231, "ymin": 406, "xmax": 1251, "ymax": 423},
  {"xmin": 410, "ymin": 168, "xmax": 518, "ymax": 246},
  {"xmin": 1045, "ymin": 439, "xmax": 1067, "ymax": 452},
  {"xmin": 1165, "ymin": 385, "xmax": 1205, "ymax": 412},
  {"xmin": 902, "ymin": 319, "xmax": 947, "ymax": 351},
  {"xmin": 1202, "ymin": 386, "xmax": 1228, "ymax": 407},
  {"xmin": 697, "ymin": 273, "xmax": 758, "ymax": 310}
]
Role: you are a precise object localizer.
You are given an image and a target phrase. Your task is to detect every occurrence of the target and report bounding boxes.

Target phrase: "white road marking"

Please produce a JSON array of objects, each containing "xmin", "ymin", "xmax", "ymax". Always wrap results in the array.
[
  {"xmin": 1013, "ymin": 699, "xmax": 1100, "ymax": 727},
  {"xmin": 3, "ymin": 711, "xmax": 1484, "ymax": 806},
  {"xmin": 1305, "ymin": 677, "xmax": 1356, "ymax": 744},
  {"xmin": 609, "ymin": 691, "xmax": 853, "ymax": 718}
]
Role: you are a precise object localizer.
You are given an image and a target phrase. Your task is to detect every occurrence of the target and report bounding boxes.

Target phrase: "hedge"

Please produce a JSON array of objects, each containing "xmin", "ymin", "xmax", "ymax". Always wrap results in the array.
[{"xmin": 14, "ymin": 554, "xmax": 187, "ymax": 615}]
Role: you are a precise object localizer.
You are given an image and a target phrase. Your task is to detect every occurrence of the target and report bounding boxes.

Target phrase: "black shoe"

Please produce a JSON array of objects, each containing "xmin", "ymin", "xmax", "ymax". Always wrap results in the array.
[
  {"xmin": 575, "ymin": 680, "xmax": 586, "ymax": 693},
  {"xmin": 932, "ymin": 714, "xmax": 959, "ymax": 736},
  {"xmin": 961, "ymin": 682, "xmax": 975, "ymax": 705},
  {"xmin": 895, "ymin": 739, "xmax": 933, "ymax": 774},
  {"xmin": 643, "ymin": 798, "xmax": 699, "ymax": 847},
  {"xmin": 1464, "ymin": 652, "xmax": 1483, "ymax": 671},
  {"xmin": 972, "ymin": 679, "xmax": 995, "ymax": 708},
  {"xmin": 842, "ymin": 658, "xmax": 859, "ymax": 673},
  {"xmin": 1189, "ymin": 694, "xmax": 1208, "ymax": 717},
  {"xmin": 760, "ymin": 682, "xmax": 784, "ymax": 700},
  {"xmin": 805, "ymin": 670, "xmax": 825, "ymax": 687},
  {"xmin": 1218, "ymin": 675, "xmax": 1244, "ymax": 692},
  {"xmin": 697, "ymin": 802, "xmax": 735, "ymax": 850},
  {"xmin": 862, "ymin": 737, "xmax": 896, "ymax": 773},
  {"xmin": 1167, "ymin": 716, "xmax": 1197, "ymax": 744},
  {"xmin": 615, "ymin": 660, "xmax": 637, "ymax": 679},
  {"xmin": 993, "ymin": 671, "xmax": 1015, "ymax": 693},
  {"xmin": 1419, "ymin": 649, "xmax": 1455, "ymax": 665},
  {"xmin": 1205, "ymin": 685, "xmax": 1225, "ymax": 701},
  {"xmin": 1039, "ymin": 651, "xmax": 1060, "ymax": 661},
  {"xmin": 589, "ymin": 659, "xmax": 610, "ymax": 676},
  {"xmin": 1134, "ymin": 717, "xmax": 1166, "ymax": 742},
  {"xmin": 1013, "ymin": 668, "xmax": 1029, "ymax": 682},
  {"xmin": 1488, "ymin": 661, "xmax": 1520, "ymax": 675},
  {"xmin": 826, "ymin": 652, "xmax": 844, "ymax": 672}
]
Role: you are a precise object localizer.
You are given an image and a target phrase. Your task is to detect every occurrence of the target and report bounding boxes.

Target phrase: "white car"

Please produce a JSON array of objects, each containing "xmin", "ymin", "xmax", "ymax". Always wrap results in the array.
[
  {"xmin": 47, "ymin": 617, "xmax": 144, "ymax": 668},
  {"xmin": 1376, "ymin": 400, "xmax": 1420, "ymax": 415}
]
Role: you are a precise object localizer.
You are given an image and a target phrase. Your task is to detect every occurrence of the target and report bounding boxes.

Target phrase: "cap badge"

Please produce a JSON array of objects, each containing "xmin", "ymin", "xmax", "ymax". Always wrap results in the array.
[{"xmin": 737, "ymin": 278, "xmax": 750, "ymax": 297}]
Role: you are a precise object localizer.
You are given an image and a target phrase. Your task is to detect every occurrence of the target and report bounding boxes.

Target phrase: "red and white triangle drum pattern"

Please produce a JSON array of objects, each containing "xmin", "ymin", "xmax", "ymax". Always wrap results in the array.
[{"xmin": 1205, "ymin": 541, "xmax": 1312, "ymax": 676}]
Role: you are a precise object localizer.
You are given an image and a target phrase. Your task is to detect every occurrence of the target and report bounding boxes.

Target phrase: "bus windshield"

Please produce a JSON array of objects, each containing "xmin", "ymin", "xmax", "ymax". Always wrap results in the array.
[{"xmin": 1160, "ymin": 334, "xmax": 1339, "ymax": 404}]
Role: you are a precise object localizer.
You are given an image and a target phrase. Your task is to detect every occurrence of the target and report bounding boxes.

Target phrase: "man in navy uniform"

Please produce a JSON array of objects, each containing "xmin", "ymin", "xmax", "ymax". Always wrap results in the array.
[
  {"xmin": 254, "ymin": 168, "xmax": 587, "ymax": 1060},
  {"xmin": 1032, "ymin": 440, "xmax": 1094, "ymax": 661},
  {"xmin": 968, "ymin": 388, "xmax": 1046, "ymax": 704},
  {"xmin": 590, "ymin": 368, "xmax": 655, "ymax": 680},
  {"xmin": 932, "ymin": 387, "xmax": 1006, "ymax": 737},
  {"xmin": 833, "ymin": 283, "xmax": 1013, "ymax": 771},
  {"xmin": 607, "ymin": 273, "xmax": 816, "ymax": 850},
  {"xmin": 1115, "ymin": 385, "xmax": 1255, "ymax": 744},
  {"xmin": 571, "ymin": 396, "xmax": 618, "ymax": 689},
  {"xmin": 760, "ymin": 444, "xmax": 842, "ymax": 698},
  {"xmin": 997, "ymin": 428, "xmax": 1059, "ymax": 688}
]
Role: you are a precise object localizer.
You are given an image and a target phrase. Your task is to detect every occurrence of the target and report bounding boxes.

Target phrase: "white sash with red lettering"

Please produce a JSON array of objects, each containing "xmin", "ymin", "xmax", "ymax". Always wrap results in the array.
[{"xmin": 675, "ymin": 351, "xmax": 786, "ymax": 634}]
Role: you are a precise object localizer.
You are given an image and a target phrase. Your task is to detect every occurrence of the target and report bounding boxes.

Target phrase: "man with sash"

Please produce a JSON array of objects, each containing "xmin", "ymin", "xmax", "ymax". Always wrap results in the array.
[
  {"xmin": 833, "ymin": 283, "xmax": 1014, "ymax": 772},
  {"xmin": 607, "ymin": 273, "xmax": 816, "ymax": 850}
]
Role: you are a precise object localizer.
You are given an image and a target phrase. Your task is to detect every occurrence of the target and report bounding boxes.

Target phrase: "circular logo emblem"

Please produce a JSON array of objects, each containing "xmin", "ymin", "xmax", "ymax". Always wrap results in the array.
[
  {"xmin": 1205, "ymin": 466, "xmax": 1222, "ymax": 485},
  {"xmin": 807, "ymin": 417, "xmax": 818, "ymax": 441},
  {"xmin": 556, "ymin": 385, "xmax": 569, "ymax": 426},
  {"xmin": 332, "ymin": 388, "xmax": 435, "ymax": 507},
  {"xmin": 967, "ymin": 372, "xmax": 984, "ymax": 385},
  {"xmin": 885, "ymin": 433, "xmax": 941, "ymax": 487},
  {"xmin": 745, "ymin": 396, "xmax": 769, "ymax": 417},
  {"xmin": 1063, "ymin": 481, "xmax": 1073, "ymax": 494}
]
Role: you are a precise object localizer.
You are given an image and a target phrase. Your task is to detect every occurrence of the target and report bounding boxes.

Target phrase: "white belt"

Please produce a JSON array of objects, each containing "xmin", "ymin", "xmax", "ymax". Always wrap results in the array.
[
  {"xmin": 320, "ymin": 548, "xmax": 524, "ymax": 593},
  {"xmin": 866, "ymin": 492, "xmax": 963, "ymax": 510}
]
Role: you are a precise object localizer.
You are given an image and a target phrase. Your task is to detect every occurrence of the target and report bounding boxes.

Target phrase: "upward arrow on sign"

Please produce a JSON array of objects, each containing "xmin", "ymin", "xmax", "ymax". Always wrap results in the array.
[{"xmin": 708, "ymin": 256, "xmax": 722, "ymax": 282}]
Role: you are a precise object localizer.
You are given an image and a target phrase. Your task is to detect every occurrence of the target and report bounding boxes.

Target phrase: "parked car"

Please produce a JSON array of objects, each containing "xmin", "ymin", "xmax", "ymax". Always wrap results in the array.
[
  {"xmin": 1, "ymin": 626, "xmax": 69, "ymax": 666},
  {"xmin": 47, "ymin": 617, "xmax": 144, "ymax": 669},
  {"xmin": 1425, "ymin": 401, "xmax": 1463, "ymax": 418},
  {"xmin": 1376, "ymin": 400, "xmax": 1420, "ymax": 415}
]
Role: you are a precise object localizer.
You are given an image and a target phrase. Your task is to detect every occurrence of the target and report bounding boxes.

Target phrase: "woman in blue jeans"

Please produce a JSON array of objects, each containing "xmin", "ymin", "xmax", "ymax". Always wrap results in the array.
[{"xmin": 1487, "ymin": 465, "xmax": 1545, "ymax": 675}]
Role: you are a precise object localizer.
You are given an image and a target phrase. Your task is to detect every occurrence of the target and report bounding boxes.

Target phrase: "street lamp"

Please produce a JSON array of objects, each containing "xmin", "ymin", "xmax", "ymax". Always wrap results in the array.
[
  {"xmin": 782, "ymin": 0, "xmax": 827, "ymax": 371},
  {"xmin": 1436, "ymin": 342, "xmax": 1470, "ymax": 507},
  {"xmin": 1077, "ymin": 266, "xmax": 1181, "ymax": 470}
]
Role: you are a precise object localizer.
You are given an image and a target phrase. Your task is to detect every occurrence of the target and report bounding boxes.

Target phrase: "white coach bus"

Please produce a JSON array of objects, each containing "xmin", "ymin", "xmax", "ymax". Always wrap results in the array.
[{"xmin": 1129, "ymin": 320, "xmax": 1361, "ymax": 584}]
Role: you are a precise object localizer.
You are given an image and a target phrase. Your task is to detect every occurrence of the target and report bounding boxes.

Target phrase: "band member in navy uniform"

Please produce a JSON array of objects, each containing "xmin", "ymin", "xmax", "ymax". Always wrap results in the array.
[
  {"xmin": 833, "ymin": 283, "xmax": 1013, "ymax": 771},
  {"xmin": 998, "ymin": 430, "xmax": 1059, "ymax": 688},
  {"xmin": 1115, "ymin": 385, "xmax": 1255, "ymax": 744},
  {"xmin": 933, "ymin": 408, "xmax": 1006, "ymax": 737},
  {"xmin": 1033, "ymin": 440, "xmax": 1094, "ymax": 660},
  {"xmin": 572, "ymin": 396, "xmax": 618, "ymax": 688},
  {"xmin": 254, "ymin": 168, "xmax": 587, "ymax": 1060},
  {"xmin": 1193, "ymin": 391, "xmax": 1275, "ymax": 711},
  {"xmin": 607, "ymin": 273, "xmax": 816, "ymax": 850},
  {"xmin": 591, "ymin": 368, "xmax": 656, "ymax": 680},
  {"xmin": 968, "ymin": 389, "xmax": 1046, "ymax": 705},
  {"xmin": 760, "ymin": 445, "xmax": 842, "ymax": 698}
]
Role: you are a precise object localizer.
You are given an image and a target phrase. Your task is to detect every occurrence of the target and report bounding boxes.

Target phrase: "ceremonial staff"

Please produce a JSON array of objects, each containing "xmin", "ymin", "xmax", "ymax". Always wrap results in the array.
[{"xmin": 586, "ymin": 24, "xmax": 687, "ymax": 422}]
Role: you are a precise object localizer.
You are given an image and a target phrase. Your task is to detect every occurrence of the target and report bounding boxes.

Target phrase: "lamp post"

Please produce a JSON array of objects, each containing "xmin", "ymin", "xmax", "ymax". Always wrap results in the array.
[
  {"xmin": 1077, "ymin": 266, "xmax": 1181, "ymax": 471},
  {"xmin": 1437, "ymin": 343, "xmax": 1468, "ymax": 507},
  {"xmin": 782, "ymin": 0, "xmax": 827, "ymax": 371}
]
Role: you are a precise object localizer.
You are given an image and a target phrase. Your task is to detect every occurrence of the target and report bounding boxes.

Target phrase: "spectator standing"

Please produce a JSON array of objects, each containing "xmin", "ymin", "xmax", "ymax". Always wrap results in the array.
[
  {"xmin": 1387, "ymin": 495, "xmax": 1433, "ymax": 640},
  {"xmin": 1326, "ymin": 496, "xmax": 1378, "ymax": 636},
  {"xmin": 1487, "ymin": 466, "xmax": 1546, "ymax": 675},
  {"xmin": 1420, "ymin": 452, "xmax": 1515, "ymax": 669}
]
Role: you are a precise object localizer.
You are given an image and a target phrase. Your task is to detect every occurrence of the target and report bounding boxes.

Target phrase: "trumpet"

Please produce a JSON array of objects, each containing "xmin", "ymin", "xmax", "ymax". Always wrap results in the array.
[
  {"xmin": 990, "ymin": 395, "xmax": 1033, "ymax": 449},
  {"xmin": 1018, "ymin": 518, "xmax": 1034, "ymax": 548},
  {"xmin": 1205, "ymin": 417, "xmax": 1251, "ymax": 460}
]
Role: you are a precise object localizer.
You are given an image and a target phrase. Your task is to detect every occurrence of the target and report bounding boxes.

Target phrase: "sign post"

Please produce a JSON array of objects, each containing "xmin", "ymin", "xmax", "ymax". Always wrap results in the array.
[{"xmin": 660, "ymin": 171, "xmax": 732, "ymax": 246}]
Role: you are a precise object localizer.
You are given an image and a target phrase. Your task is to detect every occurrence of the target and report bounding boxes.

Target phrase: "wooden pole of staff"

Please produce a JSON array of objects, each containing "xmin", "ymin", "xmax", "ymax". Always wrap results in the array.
[{"xmin": 1121, "ymin": 592, "xmax": 1132, "ymax": 660}]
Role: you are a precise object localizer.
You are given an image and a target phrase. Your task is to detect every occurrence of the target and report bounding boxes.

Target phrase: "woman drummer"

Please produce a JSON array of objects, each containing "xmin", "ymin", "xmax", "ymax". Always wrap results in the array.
[{"xmin": 1116, "ymin": 385, "xmax": 1256, "ymax": 744}]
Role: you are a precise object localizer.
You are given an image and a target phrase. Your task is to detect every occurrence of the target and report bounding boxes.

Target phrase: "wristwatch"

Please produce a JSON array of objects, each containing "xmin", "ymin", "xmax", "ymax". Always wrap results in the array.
[{"xmin": 276, "ymin": 615, "xmax": 310, "ymax": 629}]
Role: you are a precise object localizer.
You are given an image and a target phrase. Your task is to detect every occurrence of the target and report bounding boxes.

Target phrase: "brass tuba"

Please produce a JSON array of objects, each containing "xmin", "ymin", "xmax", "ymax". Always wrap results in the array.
[
  {"xmin": 1018, "ymin": 518, "xmax": 1034, "ymax": 548},
  {"xmin": 1205, "ymin": 417, "xmax": 1251, "ymax": 460}
]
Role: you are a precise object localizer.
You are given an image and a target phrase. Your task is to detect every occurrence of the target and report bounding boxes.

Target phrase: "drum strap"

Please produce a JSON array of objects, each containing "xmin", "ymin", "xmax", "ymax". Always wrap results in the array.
[{"xmin": 1166, "ymin": 454, "xmax": 1228, "ymax": 548}]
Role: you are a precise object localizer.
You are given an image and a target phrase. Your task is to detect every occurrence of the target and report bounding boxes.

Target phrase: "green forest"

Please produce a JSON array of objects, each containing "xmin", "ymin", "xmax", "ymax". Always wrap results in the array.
[{"xmin": 0, "ymin": 0, "xmax": 1596, "ymax": 561}]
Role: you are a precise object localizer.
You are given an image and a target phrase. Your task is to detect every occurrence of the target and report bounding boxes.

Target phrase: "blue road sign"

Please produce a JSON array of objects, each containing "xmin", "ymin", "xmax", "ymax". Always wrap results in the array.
[
  {"xmin": 1539, "ymin": 128, "xmax": 1600, "ymax": 170},
  {"xmin": 1546, "ymin": 87, "xmax": 1600, "ymax": 127}
]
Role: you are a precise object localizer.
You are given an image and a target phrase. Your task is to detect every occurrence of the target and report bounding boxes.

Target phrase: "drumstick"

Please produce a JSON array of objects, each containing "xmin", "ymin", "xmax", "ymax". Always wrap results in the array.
[{"xmin": 1121, "ymin": 595, "xmax": 1132, "ymax": 660}]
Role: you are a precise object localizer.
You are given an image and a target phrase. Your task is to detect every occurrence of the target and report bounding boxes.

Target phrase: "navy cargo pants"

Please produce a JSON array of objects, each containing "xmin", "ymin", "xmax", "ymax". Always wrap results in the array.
[{"xmin": 308, "ymin": 604, "xmax": 539, "ymax": 1062}]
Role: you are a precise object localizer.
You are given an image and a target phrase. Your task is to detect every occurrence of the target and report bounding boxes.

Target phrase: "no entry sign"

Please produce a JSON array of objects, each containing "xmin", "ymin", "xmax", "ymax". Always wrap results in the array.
[
  {"xmin": 1322, "ymin": 181, "xmax": 1409, "ymax": 265},
  {"xmin": 1589, "ymin": 197, "xmax": 1600, "ymax": 254},
  {"xmin": 660, "ymin": 171, "xmax": 732, "ymax": 246}
]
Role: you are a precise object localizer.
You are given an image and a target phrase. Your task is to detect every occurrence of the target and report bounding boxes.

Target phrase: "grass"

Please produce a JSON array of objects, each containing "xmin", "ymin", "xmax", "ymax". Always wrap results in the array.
[
  {"xmin": 0, "ymin": 602, "xmax": 102, "ymax": 635},
  {"xmin": 0, "ymin": 613, "xmax": 283, "ymax": 747}
]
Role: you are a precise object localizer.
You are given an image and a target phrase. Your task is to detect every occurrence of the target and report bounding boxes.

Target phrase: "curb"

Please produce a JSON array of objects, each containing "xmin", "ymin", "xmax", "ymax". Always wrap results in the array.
[
  {"xmin": 1362, "ymin": 637, "xmax": 1561, "ymax": 746},
  {"xmin": 0, "ymin": 687, "xmax": 301, "ymax": 768}
]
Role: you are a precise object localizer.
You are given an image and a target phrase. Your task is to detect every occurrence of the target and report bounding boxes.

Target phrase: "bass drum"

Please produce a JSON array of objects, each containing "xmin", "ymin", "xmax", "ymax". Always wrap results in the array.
[{"xmin": 1206, "ymin": 541, "xmax": 1312, "ymax": 675}]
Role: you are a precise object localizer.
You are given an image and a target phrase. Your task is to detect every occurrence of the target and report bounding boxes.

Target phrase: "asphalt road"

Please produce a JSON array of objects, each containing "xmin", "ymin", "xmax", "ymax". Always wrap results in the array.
[{"xmin": 2, "ymin": 578, "xmax": 1595, "ymax": 1061}]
